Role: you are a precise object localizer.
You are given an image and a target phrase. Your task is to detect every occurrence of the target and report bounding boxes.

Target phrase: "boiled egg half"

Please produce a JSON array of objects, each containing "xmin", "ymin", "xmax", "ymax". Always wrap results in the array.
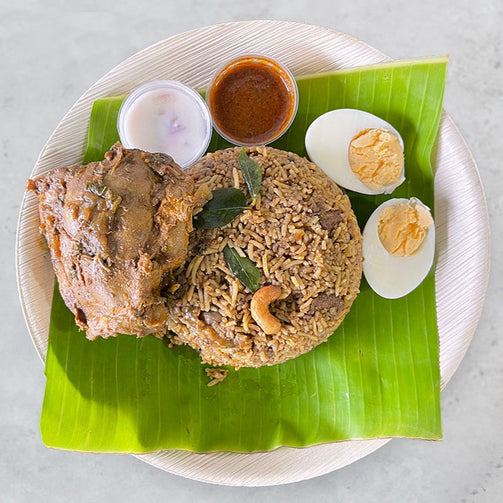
[
  {"xmin": 305, "ymin": 109, "xmax": 405, "ymax": 194},
  {"xmin": 362, "ymin": 197, "xmax": 435, "ymax": 299}
]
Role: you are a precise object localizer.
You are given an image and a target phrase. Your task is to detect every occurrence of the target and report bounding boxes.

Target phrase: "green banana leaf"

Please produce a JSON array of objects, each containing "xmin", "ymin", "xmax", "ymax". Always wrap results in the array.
[{"xmin": 40, "ymin": 57, "xmax": 447, "ymax": 453}]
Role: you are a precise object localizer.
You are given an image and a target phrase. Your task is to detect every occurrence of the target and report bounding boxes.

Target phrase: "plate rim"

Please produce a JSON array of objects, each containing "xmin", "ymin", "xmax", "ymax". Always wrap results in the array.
[{"xmin": 16, "ymin": 19, "xmax": 491, "ymax": 486}]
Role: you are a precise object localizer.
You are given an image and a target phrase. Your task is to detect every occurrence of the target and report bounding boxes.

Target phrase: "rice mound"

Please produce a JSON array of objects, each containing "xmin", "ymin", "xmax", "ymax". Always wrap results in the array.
[{"xmin": 166, "ymin": 146, "xmax": 363, "ymax": 368}]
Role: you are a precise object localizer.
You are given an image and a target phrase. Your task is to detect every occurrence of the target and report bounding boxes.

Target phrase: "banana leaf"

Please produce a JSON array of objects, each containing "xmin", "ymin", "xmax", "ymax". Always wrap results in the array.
[{"xmin": 40, "ymin": 57, "xmax": 447, "ymax": 452}]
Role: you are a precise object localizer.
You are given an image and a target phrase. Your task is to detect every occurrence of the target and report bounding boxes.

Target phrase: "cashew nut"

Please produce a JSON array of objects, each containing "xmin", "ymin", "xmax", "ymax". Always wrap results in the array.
[{"xmin": 250, "ymin": 285, "xmax": 282, "ymax": 335}]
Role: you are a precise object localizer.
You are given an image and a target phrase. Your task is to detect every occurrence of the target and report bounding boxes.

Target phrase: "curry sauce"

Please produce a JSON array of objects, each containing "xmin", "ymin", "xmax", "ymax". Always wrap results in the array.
[{"xmin": 207, "ymin": 56, "xmax": 298, "ymax": 145}]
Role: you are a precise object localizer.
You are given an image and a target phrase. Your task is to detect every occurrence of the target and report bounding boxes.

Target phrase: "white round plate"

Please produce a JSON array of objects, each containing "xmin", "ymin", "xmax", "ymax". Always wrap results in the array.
[{"xmin": 16, "ymin": 20, "xmax": 490, "ymax": 486}]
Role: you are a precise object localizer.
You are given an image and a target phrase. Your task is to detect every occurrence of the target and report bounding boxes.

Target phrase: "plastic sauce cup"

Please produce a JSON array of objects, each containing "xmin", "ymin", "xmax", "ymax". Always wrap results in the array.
[
  {"xmin": 117, "ymin": 80, "xmax": 212, "ymax": 168},
  {"xmin": 206, "ymin": 55, "xmax": 298, "ymax": 146}
]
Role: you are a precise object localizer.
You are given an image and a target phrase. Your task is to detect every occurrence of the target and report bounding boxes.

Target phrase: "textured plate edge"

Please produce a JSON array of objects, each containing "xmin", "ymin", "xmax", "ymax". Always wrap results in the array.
[{"xmin": 435, "ymin": 113, "xmax": 491, "ymax": 389}]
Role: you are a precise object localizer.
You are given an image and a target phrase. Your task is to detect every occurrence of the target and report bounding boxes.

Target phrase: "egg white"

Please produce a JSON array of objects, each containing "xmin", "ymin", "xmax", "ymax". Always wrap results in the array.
[
  {"xmin": 305, "ymin": 109, "xmax": 405, "ymax": 195},
  {"xmin": 362, "ymin": 198, "xmax": 435, "ymax": 299}
]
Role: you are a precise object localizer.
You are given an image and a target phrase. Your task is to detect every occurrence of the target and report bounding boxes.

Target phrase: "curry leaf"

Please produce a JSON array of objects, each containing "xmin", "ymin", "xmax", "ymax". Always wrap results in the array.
[
  {"xmin": 223, "ymin": 245, "xmax": 261, "ymax": 293},
  {"xmin": 193, "ymin": 188, "xmax": 247, "ymax": 229},
  {"xmin": 86, "ymin": 182, "xmax": 112, "ymax": 199},
  {"xmin": 85, "ymin": 182, "xmax": 122, "ymax": 212},
  {"xmin": 238, "ymin": 148, "xmax": 262, "ymax": 200}
]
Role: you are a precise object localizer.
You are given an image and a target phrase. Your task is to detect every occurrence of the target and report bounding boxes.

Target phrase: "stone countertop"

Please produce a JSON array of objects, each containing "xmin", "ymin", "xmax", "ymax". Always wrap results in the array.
[{"xmin": 1, "ymin": 1, "xmax": 501, "ymax": 501}]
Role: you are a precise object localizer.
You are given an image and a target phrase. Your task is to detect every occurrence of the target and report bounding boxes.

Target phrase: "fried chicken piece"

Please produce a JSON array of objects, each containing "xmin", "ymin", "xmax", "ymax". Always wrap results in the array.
[{"xmin": 30, "ymin": 142, "xmax": 210, "ymax": 339}]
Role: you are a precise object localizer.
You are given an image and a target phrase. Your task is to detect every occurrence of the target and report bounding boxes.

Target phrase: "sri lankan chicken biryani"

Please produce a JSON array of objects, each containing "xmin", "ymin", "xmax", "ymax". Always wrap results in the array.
[{"xmin": 30, "ymin": 143, "xmax": 363, "ymax": 369}]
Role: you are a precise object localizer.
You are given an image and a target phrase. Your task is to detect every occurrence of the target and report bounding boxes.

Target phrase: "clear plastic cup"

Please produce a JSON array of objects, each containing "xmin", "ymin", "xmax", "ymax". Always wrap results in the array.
[
  {"xmin": 206, "ymin": 55, "xmax": 298, "ymax": 146},
  {"xmin": 117, "ymin": 80, "xmax": 212, "ymax": 168}
]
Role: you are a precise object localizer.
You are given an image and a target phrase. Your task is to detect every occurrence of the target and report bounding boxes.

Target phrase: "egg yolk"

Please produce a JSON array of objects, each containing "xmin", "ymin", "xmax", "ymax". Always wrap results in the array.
[
  {"xmin": 377, "ymin": 199, "xmax": 433, "ymax": 256},
  {"xmin": 348, "ymin": 128, "xmax": 404, "ymax": 190}
]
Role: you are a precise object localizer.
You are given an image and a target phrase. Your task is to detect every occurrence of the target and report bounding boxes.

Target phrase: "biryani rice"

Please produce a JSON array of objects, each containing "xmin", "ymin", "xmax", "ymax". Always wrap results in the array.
[{"xmin": 166, "ymin": 146, "xmax": 363, "ymax": 368}]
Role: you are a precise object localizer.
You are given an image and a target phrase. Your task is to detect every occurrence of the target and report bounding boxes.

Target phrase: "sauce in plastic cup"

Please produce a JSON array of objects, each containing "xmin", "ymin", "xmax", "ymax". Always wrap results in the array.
[{"xmin": 206, "ymin": 55, "xmax": 298, "ymax": 146}]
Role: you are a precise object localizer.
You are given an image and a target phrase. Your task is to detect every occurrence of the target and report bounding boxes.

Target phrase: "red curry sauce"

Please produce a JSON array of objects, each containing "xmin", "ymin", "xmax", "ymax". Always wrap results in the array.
[{"xmin": 208, "ymin": 56, "xmax": 298, "ymax": 145}]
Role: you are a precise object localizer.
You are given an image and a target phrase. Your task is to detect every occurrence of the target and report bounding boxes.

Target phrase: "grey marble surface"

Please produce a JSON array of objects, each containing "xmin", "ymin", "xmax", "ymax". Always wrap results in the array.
[{"xmin": 1, "ymin": 1, "xmax": 501, "ymax": 501}]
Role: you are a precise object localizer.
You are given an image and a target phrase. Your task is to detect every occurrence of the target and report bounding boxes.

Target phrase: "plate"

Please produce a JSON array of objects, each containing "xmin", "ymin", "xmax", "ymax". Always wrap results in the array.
[{"xmin": 16, "ymin": 20, "xmax": 490, "ymax": 486}]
